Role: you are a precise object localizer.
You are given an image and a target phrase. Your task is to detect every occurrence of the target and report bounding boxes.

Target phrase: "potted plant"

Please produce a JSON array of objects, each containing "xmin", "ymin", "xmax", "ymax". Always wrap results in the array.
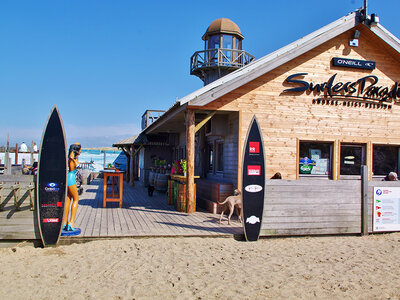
[{"xmin": 180, "ymin": 159, "xmax": 187, "ymax": 176}]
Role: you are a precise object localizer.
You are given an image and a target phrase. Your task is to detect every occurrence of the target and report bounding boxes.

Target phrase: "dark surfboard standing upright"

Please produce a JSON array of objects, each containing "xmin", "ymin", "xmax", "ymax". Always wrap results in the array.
[
  {"xmin": 242, "ymin": 116, "xmax": 265, "ymax": 241},
  {"xmin": 37, "ymin": 106, "xmax": 67, "ymax": 246}
]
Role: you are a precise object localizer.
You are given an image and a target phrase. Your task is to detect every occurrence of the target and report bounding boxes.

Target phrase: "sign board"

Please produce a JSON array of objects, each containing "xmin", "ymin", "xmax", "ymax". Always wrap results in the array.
[
  {"xmin": 373, "ymin": 187, "xmax": 400, "ymax": 232},
  {"xmin": 332, "ymin": 57, "xmax": 376, "ymax": 70}
]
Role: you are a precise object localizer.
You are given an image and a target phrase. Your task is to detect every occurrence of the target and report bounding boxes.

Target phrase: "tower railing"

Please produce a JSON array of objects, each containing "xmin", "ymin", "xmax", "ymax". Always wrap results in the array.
[
  {"xmin": 141, "ymin": 110, "xmax": 165, "ymax": 130},
  {"xmin": 190, "ymin": 48, "xmax": 255, "ymax": 73}
]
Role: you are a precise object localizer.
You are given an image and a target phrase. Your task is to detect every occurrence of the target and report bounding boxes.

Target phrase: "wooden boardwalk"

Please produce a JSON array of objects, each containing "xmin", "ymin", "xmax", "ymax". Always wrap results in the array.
[{"xmin": 69, "ymin": 179, "xmax": 243, "ymax": 239}]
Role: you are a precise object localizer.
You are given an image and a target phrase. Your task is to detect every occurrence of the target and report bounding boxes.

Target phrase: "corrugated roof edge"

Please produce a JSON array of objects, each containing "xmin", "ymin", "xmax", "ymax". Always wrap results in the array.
[{"xmin": 113, "ymin": 135, "xmax": 138, "ymax": 147}]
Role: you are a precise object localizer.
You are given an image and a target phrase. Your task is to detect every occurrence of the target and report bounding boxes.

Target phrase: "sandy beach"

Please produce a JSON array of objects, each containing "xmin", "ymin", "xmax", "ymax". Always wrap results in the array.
[{"xmin": 1, "ymin": 233, "xmax": 400, "ymax": 299}]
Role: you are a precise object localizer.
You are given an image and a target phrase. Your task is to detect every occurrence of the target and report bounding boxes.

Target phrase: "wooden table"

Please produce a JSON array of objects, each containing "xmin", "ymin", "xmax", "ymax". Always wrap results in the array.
[
  {"xmin": 102, "ymin": 170, "xmax": 124, "ymax": 208},
  {"xmin": 170, "ymin": 174, "xmax": 200, "ymax": 183}
]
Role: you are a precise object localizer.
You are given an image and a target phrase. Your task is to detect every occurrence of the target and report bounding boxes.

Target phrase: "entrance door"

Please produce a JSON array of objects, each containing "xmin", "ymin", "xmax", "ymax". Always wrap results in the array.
[{"xmin": 340, "ymin": 144, "xmax": 365, "ymax": 176}]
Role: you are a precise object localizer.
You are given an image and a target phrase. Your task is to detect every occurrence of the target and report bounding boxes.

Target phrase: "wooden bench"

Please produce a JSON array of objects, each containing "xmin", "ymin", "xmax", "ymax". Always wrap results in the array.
[
  {"xmin": 0, "ymin": 175, "xmax": 35, "ymax": 211},
  {"xmin": 27, "ymin": 183, "xmax": 35, "ymax": 211},
  {"xmin": 196, "ymin": 179, "xmax": 233, "ymax": 214},
  {"xmin": 11, "ymin": 183, "xmax": 21, "ymax": 210}
]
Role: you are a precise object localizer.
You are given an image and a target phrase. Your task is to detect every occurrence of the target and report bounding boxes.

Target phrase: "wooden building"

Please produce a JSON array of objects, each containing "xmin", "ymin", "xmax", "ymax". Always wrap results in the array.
[{"xmin": 133, "ymin": 8, "xmax": 400, "ymax": 224}]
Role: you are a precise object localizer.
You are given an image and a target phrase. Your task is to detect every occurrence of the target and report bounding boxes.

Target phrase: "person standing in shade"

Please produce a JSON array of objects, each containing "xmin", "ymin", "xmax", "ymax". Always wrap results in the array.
[{"xmin": 63, "ymin": 143, "xmax": 81, "ymax": 232}]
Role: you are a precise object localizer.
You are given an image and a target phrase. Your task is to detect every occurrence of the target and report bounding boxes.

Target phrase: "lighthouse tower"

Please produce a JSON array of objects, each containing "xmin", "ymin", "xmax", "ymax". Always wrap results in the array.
[{"xmin": 190, "ymin": 18, "xmax": 254, "ymax": 86}]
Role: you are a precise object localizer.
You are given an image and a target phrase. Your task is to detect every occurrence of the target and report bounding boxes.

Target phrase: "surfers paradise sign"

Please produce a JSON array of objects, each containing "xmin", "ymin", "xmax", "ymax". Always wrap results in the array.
[{"xmin": 284, "ymin": 73, "xmax": 400, "ymax": 103}]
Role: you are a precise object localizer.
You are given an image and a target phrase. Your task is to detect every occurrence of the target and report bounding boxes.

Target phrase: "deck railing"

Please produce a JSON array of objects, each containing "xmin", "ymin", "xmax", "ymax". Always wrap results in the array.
[
  {"xmin": 141, "ymin": 110, "xmax": 165, "ymax": 130},
  {"xmin": 190, "ymin": 48, "xmax": 255, "ymax": 73}
]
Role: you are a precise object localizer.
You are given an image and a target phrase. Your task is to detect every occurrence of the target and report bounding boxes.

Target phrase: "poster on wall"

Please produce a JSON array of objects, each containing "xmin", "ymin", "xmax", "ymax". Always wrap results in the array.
[
  {"xmin": 311, "ymin": 158, "xmax": 329, "ymax": 175},
  {"xmin": 373, "ymin": 187, "xmax": 400, "ymax": 232}
]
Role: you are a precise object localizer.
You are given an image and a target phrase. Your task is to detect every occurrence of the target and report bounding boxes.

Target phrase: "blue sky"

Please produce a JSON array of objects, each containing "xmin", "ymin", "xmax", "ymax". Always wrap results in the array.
[{"xmin": 1, "ymin": 0, "xmax": 399, "ymax": 148}]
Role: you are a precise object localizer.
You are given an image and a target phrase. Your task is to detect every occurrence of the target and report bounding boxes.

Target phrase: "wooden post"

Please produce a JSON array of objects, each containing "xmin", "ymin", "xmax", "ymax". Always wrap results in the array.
[
  {"xmin": 130, "ymin": 146, "xmax": 135, "ymax": 187},
  {"xmin": 333, "ymin": 140, "xmax": 340, "ymax": 180},
  {"xmin": 361, "ymin": 165, "xmax": 369, "ymax": 236},
  {"xmin": 237, "ymin": 110, "xmax": 243, "ymax": 189},
  {"xmin": 186, "ymin": 109, "xmax": 195, "ymax": 213},
  {"xmin": 30, "ymin": 141, "xmax": 34, "ymax": 165},
  {"xmin": 366, "ymin": 141, "xmax": 373, "ymax": 181},
  {"xmin": 5, "ymin": 134, "xmax": 10, "ymax": 175},
  {"xmin": 125, "ymin": 148, "xmax": 131, "ymax": 183},
  {"xmin": 15, "ymin": 143, "xmax": 18, "ymax": 164}
]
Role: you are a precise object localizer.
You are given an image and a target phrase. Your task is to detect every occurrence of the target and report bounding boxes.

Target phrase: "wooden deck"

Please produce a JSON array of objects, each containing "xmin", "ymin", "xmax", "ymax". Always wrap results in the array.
[{"xmin": 69, "ymin": 179, "xmax": 243, "ymax": 239}]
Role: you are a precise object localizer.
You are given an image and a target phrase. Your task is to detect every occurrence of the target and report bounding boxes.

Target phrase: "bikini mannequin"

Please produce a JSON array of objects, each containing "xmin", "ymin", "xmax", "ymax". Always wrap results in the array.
[{"xmin": 63, "ymin": 143, "xmax": 81, "ymax": 231}]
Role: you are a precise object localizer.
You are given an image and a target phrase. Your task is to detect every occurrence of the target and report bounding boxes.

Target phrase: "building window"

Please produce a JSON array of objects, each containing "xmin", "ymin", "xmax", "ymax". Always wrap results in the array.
[
  {"xmin": 207, "ymin": 141, "xmax": 224, "ymax": 174},
  {"xmin": 222, "ymin": 35, "xmax": 233, "ymax": 63},
  {"xmin": 216, "ymin": 142, "xmax": 224, "ymax": 172},
  {"xmin": 340, "ymin": 144, "xmax": 365, "ymax": 175},
  {"xmin": 208, "ymin": 144, "xmax": 214, "ymax": 171},
  {"xmin": 299, "ymin": 142, "xmax": 332, "ymax": 176},
  {"xmin": 373, "ymin": 145, "xmax": 399, "ymax": 176},
  {"xmin": 222, "ymin": 35, "xmax": 233, "ymax": 49},
  {"xmin": 209, "ymin": 35, "xmax": 220, "ymax": 49}
]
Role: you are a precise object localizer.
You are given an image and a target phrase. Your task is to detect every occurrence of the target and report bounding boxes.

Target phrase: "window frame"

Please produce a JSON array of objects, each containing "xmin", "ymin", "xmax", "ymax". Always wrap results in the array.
[
  {"xmin": 206, "ymin": 139, "xmax": 224, "ymax": 175},
  {"xmin": 298, "ymin": 140, "xmax": 333, "ymax": 179},
  {"xmin": 207, "ymin": 143, "xmax": 214, "ymax": 172},
  {"xmin": 339, "ymin": 143, "xmax": 366, "ymax": 177},
  {"xmin": 372, "ymin": 144, "xmax": 400, "ymax": 178}
]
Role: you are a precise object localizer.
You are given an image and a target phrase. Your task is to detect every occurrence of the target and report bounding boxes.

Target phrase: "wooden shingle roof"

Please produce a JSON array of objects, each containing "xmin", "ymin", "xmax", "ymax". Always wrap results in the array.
[{"xmin": 112, "ymin": 135, "xmax": 138, "ymax": 147}]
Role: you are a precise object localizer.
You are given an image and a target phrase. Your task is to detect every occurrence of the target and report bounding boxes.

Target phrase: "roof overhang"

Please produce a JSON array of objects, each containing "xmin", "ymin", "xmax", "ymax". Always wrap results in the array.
[
  {"xmin": 113, "ymin": 135, "xmax": 138, "ymax": 148},
  {"xmin": 370, "ymin": 23, "xmax": 400, "ymax": 54},
  {"xmin": 142, "ymin": 102, "xmax": 187, "ymax": 134}
]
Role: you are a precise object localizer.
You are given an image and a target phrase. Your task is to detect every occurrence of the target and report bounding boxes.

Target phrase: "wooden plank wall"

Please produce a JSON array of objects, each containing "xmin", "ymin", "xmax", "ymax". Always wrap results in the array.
[
  {"xmin": 261, "ymin": 179, "xmax": 400, "ymax": 237},
  {"xmin": 223, "ymin": 113, "xmax": 239, "ymax": 187},
  {"xmin": 0, "ymin": 175, "xmax": 40, "ymax": 240},
  {"xmin": 261, "ymin": 179, "xmax": 362, "ymax": 236},
  {"xmin": 198, "ymin": 112, "xmax": 238, "ymax": 186}
]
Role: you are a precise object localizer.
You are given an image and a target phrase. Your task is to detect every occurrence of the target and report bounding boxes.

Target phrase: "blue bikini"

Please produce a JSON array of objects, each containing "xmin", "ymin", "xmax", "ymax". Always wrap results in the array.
[{"xmin": 67, "ymin": 169, "xmax": 77, "ymax": 186}]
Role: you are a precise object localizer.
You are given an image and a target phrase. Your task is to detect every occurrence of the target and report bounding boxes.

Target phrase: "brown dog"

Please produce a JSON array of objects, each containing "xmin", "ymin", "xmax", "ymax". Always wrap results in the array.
[{"xmin": 218, "ymin": 189, "xmax": 242, "ymax": 225}]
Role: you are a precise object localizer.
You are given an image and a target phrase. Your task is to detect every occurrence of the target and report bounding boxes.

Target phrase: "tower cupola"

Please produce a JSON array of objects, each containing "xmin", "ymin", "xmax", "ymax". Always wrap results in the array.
[{"xmin": 190, "ymin": 18, "xmax": 254, "ymax": 86}]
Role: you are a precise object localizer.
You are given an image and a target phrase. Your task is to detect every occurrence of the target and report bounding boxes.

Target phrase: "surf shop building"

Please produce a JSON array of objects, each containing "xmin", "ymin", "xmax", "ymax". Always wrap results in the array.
[{"xmin": 132, "ymin": 9, "xmax": 400, "ymax": 236}]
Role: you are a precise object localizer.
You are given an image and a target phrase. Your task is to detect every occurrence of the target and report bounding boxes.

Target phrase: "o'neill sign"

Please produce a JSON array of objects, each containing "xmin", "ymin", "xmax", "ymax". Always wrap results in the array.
[
  {"xmin": 332, "ymin": 57, "xmax": 376, "ymax": 70},
  {"xmin": 284, "ymin": 73, "xmax": 400, "ymax": 103}
]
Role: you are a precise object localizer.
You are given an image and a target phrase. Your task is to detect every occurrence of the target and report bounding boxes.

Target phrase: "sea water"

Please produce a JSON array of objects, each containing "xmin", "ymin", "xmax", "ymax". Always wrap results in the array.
[{"xmin": 78, "ymin": 149, "xmax": 126, "ymax": 172}]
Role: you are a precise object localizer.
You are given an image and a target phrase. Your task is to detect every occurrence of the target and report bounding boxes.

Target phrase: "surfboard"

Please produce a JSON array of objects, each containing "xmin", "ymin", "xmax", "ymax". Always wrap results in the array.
[
  {"xmin": 242, "ymin": 116, "xmax": 265, "ymax": 242},
  {"xmin": 37, "ymin": 106, "xmax": 67, "ymax": 246}
]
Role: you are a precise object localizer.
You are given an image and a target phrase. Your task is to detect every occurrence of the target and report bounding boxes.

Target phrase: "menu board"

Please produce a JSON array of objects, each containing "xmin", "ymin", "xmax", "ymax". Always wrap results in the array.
[{"xmin": 373, "ymin": 187, "xmax": 400, "ymax": 232}]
